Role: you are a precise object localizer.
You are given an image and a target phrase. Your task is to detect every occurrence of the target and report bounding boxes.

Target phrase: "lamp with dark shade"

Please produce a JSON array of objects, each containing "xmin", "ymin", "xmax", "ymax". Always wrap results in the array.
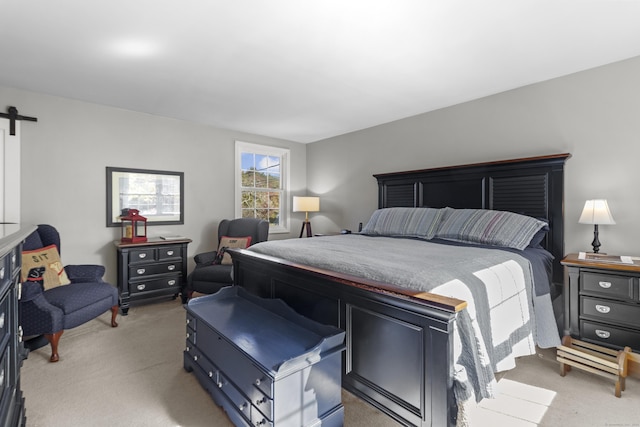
[
  {"xmin": 293, "ymin": 196, "xmax": 320, "ymax": 238},
  {"xmin": 578, "ymin": 199, "xmax": 615, "ymax": 253}
]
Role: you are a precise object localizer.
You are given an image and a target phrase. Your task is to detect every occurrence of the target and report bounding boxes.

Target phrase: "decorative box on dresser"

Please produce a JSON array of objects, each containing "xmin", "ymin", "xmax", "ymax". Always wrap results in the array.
[
  {"xmin": 184, "ymin": 286, "xmax": 346, "ymax": 427},
  {"xmin": 562, "ymin": 253, "xmax": 640, "ymax": 351},
  {"xmin": 0, "ymin": 224, "xmax": 36, "ymax": 427},
  {"xmin": 114, "ymin": 238, "xmax": 191, "ymax": 315}
]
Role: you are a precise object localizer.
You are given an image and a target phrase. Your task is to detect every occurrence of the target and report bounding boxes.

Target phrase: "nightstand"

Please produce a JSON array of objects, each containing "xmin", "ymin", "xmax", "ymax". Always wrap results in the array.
[
  {"xmin": 114, "ymin": 238, "xmax": 191, "ymax": 314},
  {"xmin": 561, "ymin": 253, "xmax": 640, "ymax": 351}
]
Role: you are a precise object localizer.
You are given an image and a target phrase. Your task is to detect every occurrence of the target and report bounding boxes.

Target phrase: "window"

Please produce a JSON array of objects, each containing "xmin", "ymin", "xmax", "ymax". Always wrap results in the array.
[{"xmin": 235, "ymin": 141, "xmax": 290, "ymax": 233}]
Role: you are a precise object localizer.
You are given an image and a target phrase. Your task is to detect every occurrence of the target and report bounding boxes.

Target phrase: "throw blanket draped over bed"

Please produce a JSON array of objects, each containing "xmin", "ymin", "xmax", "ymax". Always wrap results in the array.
[{"xmin": 249, "ymin": 234, "xmax": 560, "ymax": 408}]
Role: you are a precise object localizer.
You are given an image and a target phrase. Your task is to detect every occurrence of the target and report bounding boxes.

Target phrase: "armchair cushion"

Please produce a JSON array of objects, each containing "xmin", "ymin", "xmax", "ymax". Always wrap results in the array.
[
  {"xmin": 21, "ymin": 244, "xmax": 71, "ymax": 290},
  {"xmin": 218, "ymin": 236, "xmax": 252, "ymax": 264}
]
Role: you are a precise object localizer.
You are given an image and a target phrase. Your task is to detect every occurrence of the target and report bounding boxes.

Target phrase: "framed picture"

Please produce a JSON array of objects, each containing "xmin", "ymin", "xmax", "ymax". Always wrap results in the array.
[{"xmin": 106, "ymin": 167, "xmax": 184, "ymax": 227}]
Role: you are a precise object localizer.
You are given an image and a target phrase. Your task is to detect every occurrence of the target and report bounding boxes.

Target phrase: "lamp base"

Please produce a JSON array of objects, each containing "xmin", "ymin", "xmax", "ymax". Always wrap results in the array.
[
  {"xmin": 591, "ymin": 224, "xmax": 601, "ymax": 254},
  {"xmin": 299, "ymin": 221, "xmax": 313, "ymax": 238}
]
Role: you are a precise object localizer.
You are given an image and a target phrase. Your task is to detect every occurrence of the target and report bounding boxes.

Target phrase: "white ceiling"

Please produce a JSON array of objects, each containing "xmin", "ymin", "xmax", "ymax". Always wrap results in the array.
[{"xmin": 2, "ymin": 1, "xmax": 640, "ymax": 143}]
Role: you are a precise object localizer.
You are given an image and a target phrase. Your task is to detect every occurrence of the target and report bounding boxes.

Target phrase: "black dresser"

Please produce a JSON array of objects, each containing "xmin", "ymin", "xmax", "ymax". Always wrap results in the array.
[
  {"xmin": 0, "ymin": 224, "xmax": 36, "ymax": 427},
  {"xmin": 114, "ymin": 238, "xmax": 191, "ymax": 314},
  {"xmin": 184, "ymin": 286, "xmax": 345, "ymax": 427}
]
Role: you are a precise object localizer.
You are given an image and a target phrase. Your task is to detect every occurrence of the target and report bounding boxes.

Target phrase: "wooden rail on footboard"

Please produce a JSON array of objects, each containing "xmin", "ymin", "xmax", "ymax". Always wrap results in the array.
[{"xmin": 230, "ymin": 248, "xmax": 466, "ymax": 427}]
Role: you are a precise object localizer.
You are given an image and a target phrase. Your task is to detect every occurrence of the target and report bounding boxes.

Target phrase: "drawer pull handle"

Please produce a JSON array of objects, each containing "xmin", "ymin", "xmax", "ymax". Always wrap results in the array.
[
  {"xmin": 167, "ymin": 250, "xmax": 174, "ymax": 256},
  {"xmin": 0, "ymin": 312, "xmax": 4, "ymax": 329},
  {"xmin": 137, "ymin": 284, "xmax": 146, "ymax": 291},
  {"xmin": 11, "ymin": 253, "xmax": 16, "ymax": 265},
  {"xmin": 186, "ymin": 332, "xmax": 190, "ymax": 339},
  {"xmin": 208, "ymin": 371, "xmax": 213, "ymax": 378},
  {"xmin": 193, "ymin": 355, "xmax": 198, "ymax": 361},
  {"xmin": 136, "ymin": 268, "xmax": 146, "ymax": 275},
  {"xmin": 255, "ymin": 379, "xmax": 261, "ymax": 386},
  {"xmin": 138, "ymin": 253, "xmax": 147, "ymax": 259},
  {"xmin": 598, "ymin": 281, "xmax": 612, "ymax": 289},
  {"xmin": 0, "ymin": 267, "xmax": 4, "ymax": 280},
  {"xmin": 168, "ymin": 280, "xmax": 176, "ymax": 286},
  {"xmin": 595, "ymin": 304, "xmax": 611, "ymax": 314},
  {"xmin": 595, "ymin": 329, "xmax": 611, "ymax": 339},
  {"xmin": 167, "ymin": 264, "xmax": 176, "ymax": 271},
  {"xmin": 255, "ymin": 397, "xmax": 266, "ymax": 405},
  {"xmin": 239, "ymin": 402, "xmax": 247, "ymax": 411},
  {"xmin": 185, "ymin": 346, "xmax": 190, "ymax": 352},
  {"xmin": 255, "ymin": 419, "xmax": 266, "ymax": 426},
  {"xmin": 0, "ymin": 368, "xmax": 4, "ymax": 388},
  {"xmin": 217, "ymin": 381, "xmax": 224, "ymax": 388},
  {"xmin": 186, "ymin": 319, "xmax": 190, "ymax": 325}
]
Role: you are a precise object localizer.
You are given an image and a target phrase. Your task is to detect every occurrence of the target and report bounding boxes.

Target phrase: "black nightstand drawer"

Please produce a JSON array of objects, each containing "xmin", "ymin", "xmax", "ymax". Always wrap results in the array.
[
  {"xmin": 581, "ymin": 296, "xmax": 640, "ymax": 328},
  {"xmin": 581, "ymin": 320, "xmax": 640, "ymax": 351},
  {"xmin": 129, "ymin": 249, "xmax": 156, "ymax": 264},
  {"xmin": 129, "ymin": 275, "xmax": 181, "ymax": 294},
  {"xmin": 158, "ymin": 246, "xmax": 182, "ymax": 260},
  {"xmin": 580, "ymin": 271, "xmax": 634, "ymax": 300},
  {"xmin": 129, "ymin": 261, "xmax": 181, "ymax": 278}
]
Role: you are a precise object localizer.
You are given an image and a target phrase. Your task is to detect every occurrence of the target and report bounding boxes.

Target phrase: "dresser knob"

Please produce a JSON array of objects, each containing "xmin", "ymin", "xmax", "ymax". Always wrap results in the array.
[
  {"xmin": 239, "ymin": 402, "xmax": 247, "ymax": 411},
  {"xmin": 138, "ymin": 253, "xmax": 147, "ymax": 259},
  {"xmin": 137, "ymin": 284, "xmax": 146, "ymax": 291},
  {"xmin": 0, "ymin": 267, "xmax": 4, "ymax": 280},
  {"xmin": 137, "ymin": 268, "xmax": 146, "ymax": 275},
  {"xmin": 167, "ymin": 250, "xmax": 174, "ymax": 256},
  {"xmin": 168, "ymin": 264, "xmax": 176, "ymax": 271},
  {"xmin": 255, "ymin": 397, "xmax": 266, "ymax": 405},
  {"xmin": 598, "ymin": 281, "xmax": 612, "ymax": 289},
  {"xmin": 0, "ymin": 312, "xmax": 5, "ymax": 329},
  {"xmin": 595, "ymin": 329, "xmax": 611, "ymax": 339},
  {"xmin": 193, "ymin": 355, "xmax": 198, "ymax": 361},
  {"xmin": 168, "ymin": 280, "xmax": 176, "ymax": 286},
  {"xmin": 208, "ymin": 371, "xmax": 213, "ymax": 378},
  {"xmin": 595, "ymin": 304, "xmax": 611, "ymax": 314},
  {"xmin": 255, "ymin": 419, "xmax": 266, "ymax": 426}
]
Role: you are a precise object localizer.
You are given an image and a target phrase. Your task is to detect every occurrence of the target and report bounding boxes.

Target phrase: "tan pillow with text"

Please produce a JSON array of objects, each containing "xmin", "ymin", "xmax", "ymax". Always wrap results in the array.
[
  {"xmin": 217, "ymin": 236, "xmax": 252, "ymax": 265},
  {"xmin": 22, "ymin": 244, "xmax": 71, "ymax": 290}
]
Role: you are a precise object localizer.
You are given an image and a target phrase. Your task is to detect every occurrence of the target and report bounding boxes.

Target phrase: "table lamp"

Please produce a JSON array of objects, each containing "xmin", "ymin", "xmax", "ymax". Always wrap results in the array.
[
  {"xmin": 293, "ymin": 196, "xmax": 320, "ymax": 238},
  {"xmin": 578, "ymin": 199, "xmax": 615, "ymax": 253}
]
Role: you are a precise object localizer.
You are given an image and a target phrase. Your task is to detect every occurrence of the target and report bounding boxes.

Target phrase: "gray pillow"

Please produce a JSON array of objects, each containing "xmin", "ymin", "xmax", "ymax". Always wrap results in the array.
[
  {"xmin": 360, "ymin": 207, "xmax": 450, "ymax": 239},
  {"xmin": 434, "ymin": 208, "xmax": 547, "ymax": 251}
]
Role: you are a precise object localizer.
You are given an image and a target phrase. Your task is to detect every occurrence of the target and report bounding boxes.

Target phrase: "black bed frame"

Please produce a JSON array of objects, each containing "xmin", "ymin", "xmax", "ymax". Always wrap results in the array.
[{"xmin": 230, "ymin": 153, "xmax": 570, "ymax": 426}]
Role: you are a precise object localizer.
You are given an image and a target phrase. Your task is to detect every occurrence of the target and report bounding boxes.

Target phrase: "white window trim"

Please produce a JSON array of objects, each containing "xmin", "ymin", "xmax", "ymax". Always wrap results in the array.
[{"xmin": 235, "ymin": 141, "xmax": 290, "ymax": 234}]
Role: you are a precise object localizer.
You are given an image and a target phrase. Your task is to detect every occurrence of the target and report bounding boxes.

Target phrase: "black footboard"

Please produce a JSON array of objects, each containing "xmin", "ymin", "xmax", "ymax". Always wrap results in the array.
[{"xmin": 231, "ymin": 249, "xmax": 464, "ymax": 427}]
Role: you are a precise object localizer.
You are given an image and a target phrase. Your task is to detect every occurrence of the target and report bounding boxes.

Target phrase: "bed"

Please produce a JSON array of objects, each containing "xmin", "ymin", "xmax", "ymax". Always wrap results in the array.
[{"xmin": 229, "ymin": 153, "xmax": 570, "ymax": 426}]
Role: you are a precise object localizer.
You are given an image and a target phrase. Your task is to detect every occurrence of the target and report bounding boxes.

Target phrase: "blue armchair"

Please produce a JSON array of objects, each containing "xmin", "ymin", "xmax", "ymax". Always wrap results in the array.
[
  {"xmin": 182, "ymin": 218, "xmax": 268, "ymax": 301},
  {"xmin": 20, "ymin": 225, "xmax": 119, "ymax": 362}
]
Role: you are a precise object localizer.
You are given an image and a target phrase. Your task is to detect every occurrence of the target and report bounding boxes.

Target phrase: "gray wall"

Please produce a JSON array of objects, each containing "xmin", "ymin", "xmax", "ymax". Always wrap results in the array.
[
  {"xmin": 307, "ymin": 56, "xmax": 640, "ymax": 257},
  {"xmin": 1, "ymin": 86, "xmax": 307, "ymax": 284}
]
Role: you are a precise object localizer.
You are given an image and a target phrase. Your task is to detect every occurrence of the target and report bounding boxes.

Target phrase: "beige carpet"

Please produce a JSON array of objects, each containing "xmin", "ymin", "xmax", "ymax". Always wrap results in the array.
[{"xmin": 21, "ymin": 298, "xmax": 640, "ymax": 426}]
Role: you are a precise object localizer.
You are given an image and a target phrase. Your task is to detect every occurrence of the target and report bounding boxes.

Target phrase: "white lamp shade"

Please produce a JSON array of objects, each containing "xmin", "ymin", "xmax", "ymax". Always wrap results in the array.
[
  {"xmin": 578, "ymin": 199, "xmax": 616, "ymax": 225},
  {"xmin": 293, "ymin": 196, "xmax": 320, "ymax": 213}
]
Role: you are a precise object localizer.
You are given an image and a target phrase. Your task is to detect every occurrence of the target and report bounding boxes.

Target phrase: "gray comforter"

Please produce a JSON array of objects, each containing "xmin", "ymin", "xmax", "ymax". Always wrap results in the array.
[{"xmin": 249, "ymin": 234, "xmax": 560, "ymax": 408}]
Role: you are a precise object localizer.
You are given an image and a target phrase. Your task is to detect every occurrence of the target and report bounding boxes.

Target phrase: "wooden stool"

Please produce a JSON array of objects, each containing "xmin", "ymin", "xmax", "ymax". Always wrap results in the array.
[{"xmin": 557, "ymin": 335, "xmax": 630, "ymax": 397}]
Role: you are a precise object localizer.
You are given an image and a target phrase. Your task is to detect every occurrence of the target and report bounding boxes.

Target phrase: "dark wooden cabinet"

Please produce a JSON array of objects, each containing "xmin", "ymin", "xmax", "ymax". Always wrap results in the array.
[
  {"xmin": 562, "ymin": 253, "xmax": 640, "ymax": 351},
  {"xmin": 183, "ymin": 286, "xmax": 345, "ymax": 427},
  {"xmin": 0, "ymin": 225, "xmax": 36, "ymax": 427},
  {"xmin": 115, "ymin": 238, "xmax": 191, "ymax": 314}
]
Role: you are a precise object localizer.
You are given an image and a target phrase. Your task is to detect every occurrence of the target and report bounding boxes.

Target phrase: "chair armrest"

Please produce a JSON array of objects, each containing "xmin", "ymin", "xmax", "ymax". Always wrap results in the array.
[
  {"xmin": 194, "ymin": 251, "xmax": 217, "ymax": 266},
  {"xmin": 64, "ymin": 264, "xmax": 106, "ymax": 283},
  {"xmin": 19, "ymin": 285, "xmax": 64, "ymax": 336}
]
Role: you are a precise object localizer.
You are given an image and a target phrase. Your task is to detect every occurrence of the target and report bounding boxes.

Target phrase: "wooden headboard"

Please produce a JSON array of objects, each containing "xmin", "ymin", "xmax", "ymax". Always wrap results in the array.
[{"xmin": 374, "ymin": 153, "xmax": 571, "ymax": 292}]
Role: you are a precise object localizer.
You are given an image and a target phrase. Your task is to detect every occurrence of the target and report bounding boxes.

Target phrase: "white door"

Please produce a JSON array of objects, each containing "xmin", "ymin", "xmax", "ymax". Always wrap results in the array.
[{"xmin": 0, "ymin": 118, "xmax": 20, "ymax": 223}]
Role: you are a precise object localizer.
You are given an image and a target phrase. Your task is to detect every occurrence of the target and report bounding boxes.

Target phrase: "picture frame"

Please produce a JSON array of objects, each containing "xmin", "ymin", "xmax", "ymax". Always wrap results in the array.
[{"xmin": 106, "ymin": 167, "xmax": 184, "ymax": 227}]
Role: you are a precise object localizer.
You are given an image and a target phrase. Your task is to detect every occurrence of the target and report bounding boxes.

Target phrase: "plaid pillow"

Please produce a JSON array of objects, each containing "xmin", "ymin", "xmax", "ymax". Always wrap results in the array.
[
  {"xmin": 435, "ymin": 209, "xmax": 547, "ymax": 251},
  {"xmin": 360, "ymin": 207, "xmax": 450, "ymax": 240}
]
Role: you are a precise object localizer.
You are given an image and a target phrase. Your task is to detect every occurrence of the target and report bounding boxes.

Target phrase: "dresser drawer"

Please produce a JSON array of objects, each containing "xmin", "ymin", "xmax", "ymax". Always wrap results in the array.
[
  {"xmin": 0, "ymin": 293, "xmax": 10, "ymax": 350},
  {"xmin": 581, "ymin": 271, "xmax": 634, "ymax": 300},
  {"xmin": 581, "ymin": 320, "xmax": 640, "ymax": 351},
  {"xmin": 581, "ymin": 296, "xmax": 640, "ymax": 328},
  {"xmin": 129, "ymin": 248, "xmax": 156, "ymax": 264},
  {"xmin": 129, "ymin": 275, "xmax": 181, "ymax": 294},
  {"xmin": 158, "ymin": 246, "xmax": 182, "ymax": 260},
  {"xmin": 129, "ymin": 261, "xmax": 181, "ymax": 278}
]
